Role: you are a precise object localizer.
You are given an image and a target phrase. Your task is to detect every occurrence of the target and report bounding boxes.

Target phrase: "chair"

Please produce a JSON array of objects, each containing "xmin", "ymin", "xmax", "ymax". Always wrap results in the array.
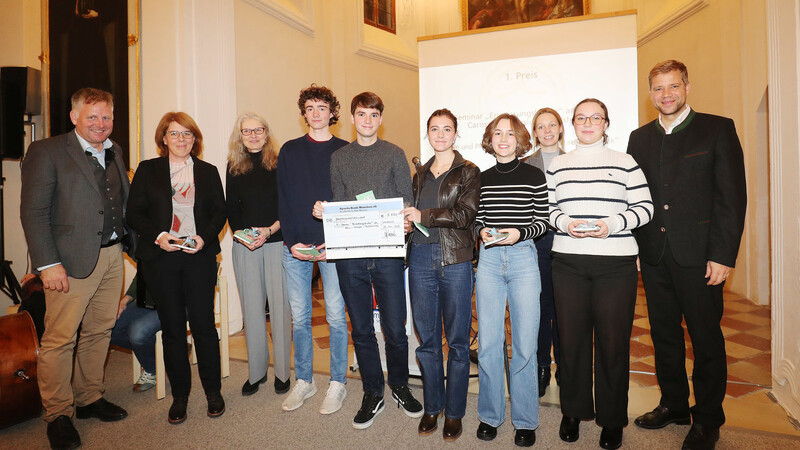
[{"xmin": 132, "ymin": 273, "xmax": 230, "ymax": 400}]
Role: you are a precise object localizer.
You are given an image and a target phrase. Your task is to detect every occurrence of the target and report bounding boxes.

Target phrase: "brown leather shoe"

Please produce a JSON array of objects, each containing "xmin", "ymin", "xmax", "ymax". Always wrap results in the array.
[
  {"xmin": 443, "ymin": 417, "xmax": 463, "ymax": 442},
  {"xmin": 418, "ymin": 413, "xmax": 438, "ymax": 435}
]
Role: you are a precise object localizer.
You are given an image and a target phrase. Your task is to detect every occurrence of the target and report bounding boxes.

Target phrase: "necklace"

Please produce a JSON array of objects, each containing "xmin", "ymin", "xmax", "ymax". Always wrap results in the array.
[{"xmin": 496, "ymin": 159, "xmax": 520, "ymax": 174}]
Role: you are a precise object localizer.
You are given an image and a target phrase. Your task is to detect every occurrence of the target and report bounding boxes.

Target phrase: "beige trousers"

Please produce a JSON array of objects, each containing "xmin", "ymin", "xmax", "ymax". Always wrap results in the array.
[{"xmin": 38, "ymin": 245, "xmax": 124, "ymax": 421}]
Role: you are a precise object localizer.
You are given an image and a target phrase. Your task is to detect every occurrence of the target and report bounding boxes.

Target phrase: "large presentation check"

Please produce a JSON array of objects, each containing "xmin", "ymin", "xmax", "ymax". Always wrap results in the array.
[{"xmin": 322, "ymin": 198, "xmax": 406, "ymax": 259}]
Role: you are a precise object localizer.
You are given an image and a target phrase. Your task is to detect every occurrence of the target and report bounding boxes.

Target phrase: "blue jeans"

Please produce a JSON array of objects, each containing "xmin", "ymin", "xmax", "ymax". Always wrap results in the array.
[
  {"xmin": 476, "ymin": 240, "xmax": 541, "ymax": 430},
  {"xmin": 282, "ymin": 245, "xmax": 348, "ymax": 383},
  {"xmin": 336, "ymin": 257, "xmax": 408, "ymax": 395},
  {"xmin": 110, "ymin": 301, "xmax": 161, "ymax": 374},
  {"xmin": 409, "ymin": 243, "xmax": 474, "ymax": 419}
]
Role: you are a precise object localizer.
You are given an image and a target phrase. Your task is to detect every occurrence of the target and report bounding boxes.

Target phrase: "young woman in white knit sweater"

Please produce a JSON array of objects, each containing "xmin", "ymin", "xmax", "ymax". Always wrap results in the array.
[{"xmin": 547, "ymin": 98, "xmax": 654, "ymax": 450}]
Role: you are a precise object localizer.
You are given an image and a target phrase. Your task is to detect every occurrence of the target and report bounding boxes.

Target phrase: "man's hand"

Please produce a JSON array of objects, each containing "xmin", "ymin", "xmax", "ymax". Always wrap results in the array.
[
  {"xmin": 313, "ymin": 201, "xmax": 326, "ymax": 219},
  {"xmin": 117, "ymin": 295, "xmax": 133, "ymax": 319},
  {"xmin": 41, "ymin": 264, "xmax": 70, "ymax": 293},
  {"xmin": 290, "ymin": 242, "xmax": 327, "ymax": 262},
  {"xmin": 705, "ymin": 261, "xmax": 731, "ymax": 286}
]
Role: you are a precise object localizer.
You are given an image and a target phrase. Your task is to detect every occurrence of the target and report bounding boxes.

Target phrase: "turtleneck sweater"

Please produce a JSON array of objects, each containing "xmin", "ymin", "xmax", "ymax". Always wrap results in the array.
[
  {"xmin": 474, "ymin": 158, "xmax": 548, "ymax": 241},
  {"xmin": 546, "ymin": 140, "xmax": 654, "ymax": 256}
]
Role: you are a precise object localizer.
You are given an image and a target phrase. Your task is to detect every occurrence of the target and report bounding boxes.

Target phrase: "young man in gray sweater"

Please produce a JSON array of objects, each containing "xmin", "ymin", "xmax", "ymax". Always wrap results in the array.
[{"xmin": 315, "ymin": 92, "xmax": 421, "ymax": 429}]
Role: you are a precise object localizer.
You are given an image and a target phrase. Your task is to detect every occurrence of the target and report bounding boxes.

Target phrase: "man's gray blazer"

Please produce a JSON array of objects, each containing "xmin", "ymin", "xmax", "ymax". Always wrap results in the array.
[{"xmin": 20, "ymin": 131, "xmax": 130, "ymax": 279}]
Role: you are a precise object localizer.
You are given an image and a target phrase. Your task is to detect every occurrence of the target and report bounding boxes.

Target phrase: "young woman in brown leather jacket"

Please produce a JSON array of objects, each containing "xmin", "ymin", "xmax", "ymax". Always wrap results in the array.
[{"xmin": 401, "ymin": 109, "xmax": 480, "ymax": 442}]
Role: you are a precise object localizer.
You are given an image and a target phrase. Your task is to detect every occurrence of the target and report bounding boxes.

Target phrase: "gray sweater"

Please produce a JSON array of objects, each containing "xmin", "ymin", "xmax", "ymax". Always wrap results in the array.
[{"xmin": 330, "ymin": 139, "xmax": 413, "ymax": 204}]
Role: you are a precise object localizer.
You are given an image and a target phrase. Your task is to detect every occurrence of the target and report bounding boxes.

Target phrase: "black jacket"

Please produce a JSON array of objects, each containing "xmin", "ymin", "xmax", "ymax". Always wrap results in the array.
[
  {"xmin": 408, "ymin": 151, "xmax": 480, "ymax": 266},
  {"xmin": 627, "ymin": 111, "xmax": 747, "ymax": 267},
  {"xmin": 126, "ymin": 156, "xmax": 227, "ymax": 262}
]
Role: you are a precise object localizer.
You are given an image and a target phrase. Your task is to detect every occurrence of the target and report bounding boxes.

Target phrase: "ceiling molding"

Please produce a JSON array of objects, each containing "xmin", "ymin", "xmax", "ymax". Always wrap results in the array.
[
  {"xmin": 354, "ymin": 1, "xmax": 418, "ymax": 71},
  {"xmin": 355, "ymin": 39, "xmax": 419, "ymax": 72},
  {"xmin": 241, "ymin": 0, "xmax": 314, "ymax": 36},
  {"xmin": 638, "ymin": 0, "xmax": 708, "ymax": 46}
]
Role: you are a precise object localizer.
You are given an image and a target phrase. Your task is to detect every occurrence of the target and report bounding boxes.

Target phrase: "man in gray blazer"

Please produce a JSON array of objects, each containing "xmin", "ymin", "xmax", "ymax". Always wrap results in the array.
[{"xmin": 21, "ymin": 88, "xmax": 130, "ymax": 450}]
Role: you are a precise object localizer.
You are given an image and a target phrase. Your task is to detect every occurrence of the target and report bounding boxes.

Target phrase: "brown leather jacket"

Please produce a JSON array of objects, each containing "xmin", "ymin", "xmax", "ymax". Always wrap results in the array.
[{"xmin": 408, "ymin": 151, "xmax": 481, "ymax": 266}]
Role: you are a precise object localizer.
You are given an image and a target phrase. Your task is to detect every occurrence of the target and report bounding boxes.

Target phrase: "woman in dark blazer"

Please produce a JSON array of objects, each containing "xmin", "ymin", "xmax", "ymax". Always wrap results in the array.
[{"xmin": 126, "ymin": 111, "xmax": 227, "ymax": 425}]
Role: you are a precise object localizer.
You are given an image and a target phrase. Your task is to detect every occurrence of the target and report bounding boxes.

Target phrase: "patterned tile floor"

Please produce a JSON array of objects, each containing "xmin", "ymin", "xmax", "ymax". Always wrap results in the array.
[{"xmin": 230, "ymin": 276, "xmax": 800, "ymax": 436}]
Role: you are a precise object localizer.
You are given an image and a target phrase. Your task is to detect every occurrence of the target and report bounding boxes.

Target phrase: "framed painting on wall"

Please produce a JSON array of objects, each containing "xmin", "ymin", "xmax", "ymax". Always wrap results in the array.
[{"xmin": 462, "ymin": 0, "xmax": 590, "ymax": 30}]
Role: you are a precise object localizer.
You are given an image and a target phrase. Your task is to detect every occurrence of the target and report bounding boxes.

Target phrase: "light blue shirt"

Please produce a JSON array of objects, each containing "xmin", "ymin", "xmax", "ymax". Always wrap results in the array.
[{"xmin": 75, "ymin": 129, "xmax": 114, "ymax": 169}]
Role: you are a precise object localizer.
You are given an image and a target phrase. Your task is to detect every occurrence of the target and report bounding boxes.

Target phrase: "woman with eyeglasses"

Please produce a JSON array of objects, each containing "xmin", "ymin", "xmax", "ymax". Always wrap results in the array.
[
  {"xmin": 474, "ymin": 113, "xmax": 548, "ymax": 447},
  {"xmin": 524, "ymin": 107, "xmax": 565, "ymax": 398},
  {"xmin": 225, "ymin": 113, "xmax": 292, "ymax": 398},
  {"xmin": 127, "ymin": 112, "xmax": 227, "ymax": 424},
  {"xmin": 547, "ymin": 98, "xmax": 653, "ymax": 449},
  {"xmin": 401, "ymin": 109, "xmax": 480, "ymax": 442}
]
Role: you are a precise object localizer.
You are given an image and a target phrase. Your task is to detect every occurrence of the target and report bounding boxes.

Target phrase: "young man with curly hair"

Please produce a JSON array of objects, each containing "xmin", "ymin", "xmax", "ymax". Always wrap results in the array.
[{"xmin": 277, "ymin": 84, "xmax": 349, "ymax": 415}]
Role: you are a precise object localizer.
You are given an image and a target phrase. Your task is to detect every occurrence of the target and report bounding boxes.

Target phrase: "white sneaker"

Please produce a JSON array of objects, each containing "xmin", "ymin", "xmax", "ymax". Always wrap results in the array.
[
  {"xmin": 319, "ymin": 381, "xmax": 347, "ymax": 415},
  {"xmin": 133, "ymin": 370, "xmax": 156, "ymax": 392},
  {"xmin": 281, "ymin": 379, "xmax": 317, "ymax": 411}
]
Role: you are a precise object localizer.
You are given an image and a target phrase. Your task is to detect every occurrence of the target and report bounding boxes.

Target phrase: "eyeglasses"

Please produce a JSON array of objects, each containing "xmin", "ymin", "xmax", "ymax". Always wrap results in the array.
[
  {"xmin": 241, "ymin": 127, "xmax": 266, "ymax": 136},
  {"xmin": 167, "ymin": 130, "xmax": 194, "ymax": 139},
  {"xmin": 573, "ymin": 115, "xmax": 605, "ymax": 125}
]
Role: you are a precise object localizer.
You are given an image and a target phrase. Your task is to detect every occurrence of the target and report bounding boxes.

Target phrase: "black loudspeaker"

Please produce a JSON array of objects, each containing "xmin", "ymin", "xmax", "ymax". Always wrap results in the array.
[{"xmin": 0, "ymin": 66, "xmax": 42, "ymax": 159}]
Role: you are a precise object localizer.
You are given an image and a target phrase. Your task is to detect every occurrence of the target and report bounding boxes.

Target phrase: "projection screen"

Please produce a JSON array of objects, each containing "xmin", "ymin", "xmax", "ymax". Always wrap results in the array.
[{"xmin": 418, "ymin": 12, "xmax": 639, "ymax": 171}]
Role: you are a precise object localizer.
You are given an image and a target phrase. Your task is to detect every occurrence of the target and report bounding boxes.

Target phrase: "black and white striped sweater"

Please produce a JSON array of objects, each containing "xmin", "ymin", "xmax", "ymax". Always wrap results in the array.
[{"xmin": 474, "ymin": 159, "xmax": 549, "ymax": 242}]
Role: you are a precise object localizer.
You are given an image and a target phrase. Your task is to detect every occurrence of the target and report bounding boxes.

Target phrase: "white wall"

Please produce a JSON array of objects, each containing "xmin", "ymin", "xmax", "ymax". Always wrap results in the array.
[
  {"xmin": 766, "ymin": 0, "xmax": 800, "ymax": 425},
  {"xmin": 234, "ymin": 0, "xmax": 421, "ymax": 165}
]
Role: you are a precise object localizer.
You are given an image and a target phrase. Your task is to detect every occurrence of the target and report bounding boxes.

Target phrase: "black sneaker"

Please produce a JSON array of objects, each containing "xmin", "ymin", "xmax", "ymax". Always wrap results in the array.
[
  {"xmin": 352, "ymin": 392, "xmax": 385, "ymax": 429},
  {"xmin": 391, "ymin": 385, "xmax": 423, "ymax": 418}
]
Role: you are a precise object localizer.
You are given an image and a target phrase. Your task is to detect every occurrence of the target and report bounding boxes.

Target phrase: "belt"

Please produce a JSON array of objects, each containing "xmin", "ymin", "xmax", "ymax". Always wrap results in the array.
[{"xmin": 101, "ymin": 237, "xmax": 121, "ymax": 248}]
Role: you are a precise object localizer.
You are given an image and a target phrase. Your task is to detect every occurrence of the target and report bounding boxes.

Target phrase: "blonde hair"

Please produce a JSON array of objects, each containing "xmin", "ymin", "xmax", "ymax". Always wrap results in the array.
[
  {"xmin": 227, "ymin": 112, "xmax": 278, "ymax": 175},
  {"xmin": 531, "ymin": 107, "xmax": 565, "ymax": 150}
]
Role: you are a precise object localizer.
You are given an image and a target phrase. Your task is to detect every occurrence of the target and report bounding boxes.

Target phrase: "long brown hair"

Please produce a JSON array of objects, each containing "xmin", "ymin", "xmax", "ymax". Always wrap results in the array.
[{"xmin": 227, "ymin": 112, "xmax": 278, "ymax": 175}]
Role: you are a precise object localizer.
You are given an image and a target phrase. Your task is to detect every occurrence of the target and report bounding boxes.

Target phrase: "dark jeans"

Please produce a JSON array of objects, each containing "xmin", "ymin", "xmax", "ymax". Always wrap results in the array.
[
  {"xmin": 640, "ymin": 244, "xmax": 727, "ymax": 427},
  {"xmin": 336, "ymin": 257, "xmax": 408, "ymax": 395},
  {"xmin": 408, "ymin": 243, "xmax": 473, "ymax": 419},
  {"xmin": 142, "ymin": 251, "xmax": 220, "ymax": 398},
  {"xmin": 110, "ymin": 301, "xmax": 161, "ymax": 373},
  {"xmin": 552, "ymin": 253, "xmax": 638, "ymax": 428},
  {"xmin": 535, "ymin": 230, "xmax": 560, "ymax": 368}
]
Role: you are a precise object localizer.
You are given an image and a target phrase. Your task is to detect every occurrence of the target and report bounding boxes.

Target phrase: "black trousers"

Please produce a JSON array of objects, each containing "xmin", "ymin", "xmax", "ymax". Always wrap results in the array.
[
  {"xmin": 535, "ymin": 230, "xmax": 560, "ymax": 368},
  {"xmin": 142, "ymin": 250, "xmax": 220, "ymax": 398},
  {"xmin": 552, "ymin": 253, "xmax": 638, "ymax": 428},
  {"xmin": 640, "ymin": 244, "xmax": 726, "ymax": 427}
]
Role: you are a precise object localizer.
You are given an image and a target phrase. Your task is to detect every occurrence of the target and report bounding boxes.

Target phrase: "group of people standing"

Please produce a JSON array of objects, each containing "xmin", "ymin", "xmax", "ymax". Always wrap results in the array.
[{"xmin": 20, "ymin": 58, "xmax": 746, "ymax": 450}]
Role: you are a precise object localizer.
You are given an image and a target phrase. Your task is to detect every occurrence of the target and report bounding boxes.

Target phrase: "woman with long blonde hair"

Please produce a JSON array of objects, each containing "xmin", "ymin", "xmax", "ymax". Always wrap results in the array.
[{"xmin": 225, "ymin": 113, "xmax": 292, "ymax": 397}]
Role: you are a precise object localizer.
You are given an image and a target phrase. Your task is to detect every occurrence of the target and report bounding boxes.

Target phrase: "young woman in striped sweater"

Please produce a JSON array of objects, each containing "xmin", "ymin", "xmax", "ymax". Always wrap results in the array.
[
  {"xmin": 474, "ymin": 114, "xmax": 549, "ymax": 447},
  {"xmin": 547, "ymin": 98, "xmax": 654, "ymax": 450}
]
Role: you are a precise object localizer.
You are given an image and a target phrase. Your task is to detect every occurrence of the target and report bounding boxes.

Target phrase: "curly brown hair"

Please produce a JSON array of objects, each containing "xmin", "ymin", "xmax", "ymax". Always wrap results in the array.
[
  {"xmin": 481, "ymin": 113, "xmax": 531, "ymax": 157},
  {"xmin": 297, "ymin": 84, "xmax": 340, "ymax": 126}
]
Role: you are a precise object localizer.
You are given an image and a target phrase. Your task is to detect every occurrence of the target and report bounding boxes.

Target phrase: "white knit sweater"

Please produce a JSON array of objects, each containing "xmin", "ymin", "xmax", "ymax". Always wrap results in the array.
[{"xmin": 546, "ymin": 140, "xmax": 654, "ymax": 256}]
